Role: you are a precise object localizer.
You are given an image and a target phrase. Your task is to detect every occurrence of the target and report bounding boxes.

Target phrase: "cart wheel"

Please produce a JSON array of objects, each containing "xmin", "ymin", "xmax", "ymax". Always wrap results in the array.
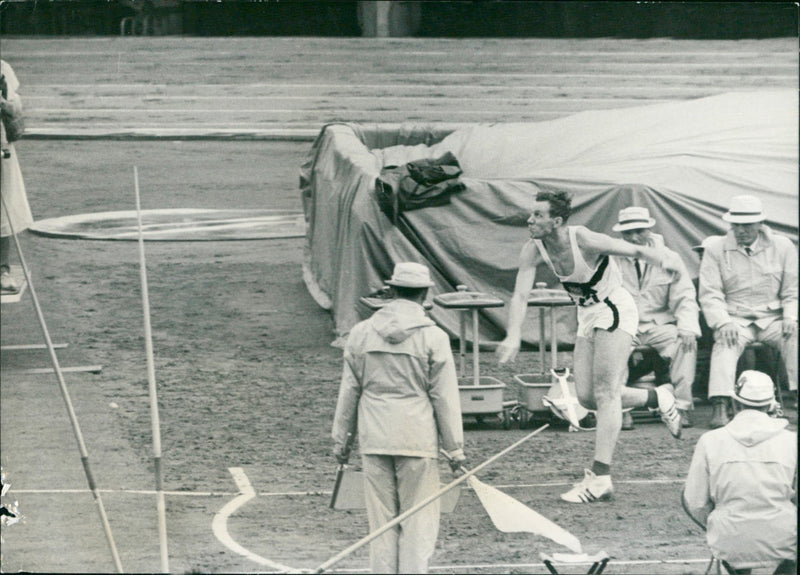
[
  {"xmin": 518, "ymin": 408, "xmax": 529, "ymax": 429},
  {"xmin": 475, "ymin": 415, "xmax": 485, "ymax": 426},
  {"xmin": 500, "ymin": 410, "xmax": 513, "ymax": 430}
]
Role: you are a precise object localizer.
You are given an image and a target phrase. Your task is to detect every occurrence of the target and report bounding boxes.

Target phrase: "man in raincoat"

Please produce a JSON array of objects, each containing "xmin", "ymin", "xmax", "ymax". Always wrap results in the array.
[
  {"xmin": 1, "ymin": 59, "xmax": 33, "ymax": 294},
  {"xmin": 698, "ymin": 194, "xmax": 797, "ymax": 428},
  {"xmin": 331, "ymin": 262, "xmax": 465, "ymax": 573},
  {"xmin": 612, "ymin": 206, "xmax": 700, "ymax": 429},
  {"xmin": 683, "ymin": 370, "xmax": 797, "ymax": 574}
]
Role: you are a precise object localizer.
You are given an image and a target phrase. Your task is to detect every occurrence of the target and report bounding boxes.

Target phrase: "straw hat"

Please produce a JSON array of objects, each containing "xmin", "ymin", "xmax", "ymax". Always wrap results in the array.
[
  {"xmin": 385, "ymin": 262, "xmax": 434, "ymax": 288},
  {"xmin": 612, "ymin": 207, "xmax": 656, "ymax": 232},
  {"xmin": 722, "ymin": 195, "xmax": 766, "ymax": 224},
  {"xmin": 733, "ymin": 370, "xmax": 775, "ymax": 407}
]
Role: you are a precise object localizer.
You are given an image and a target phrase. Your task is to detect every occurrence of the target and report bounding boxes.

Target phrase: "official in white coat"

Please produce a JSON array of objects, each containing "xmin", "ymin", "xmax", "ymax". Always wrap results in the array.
[
  {"xmin": 698, "ymin": 195, "xmax": 798, "ymax": 428},
  {"xmin": 612, "ymin": 207, "xmax": 700, "ymax": 427},
  {"xmin": 683, "ymin": 370, "xmax": 797, "ymax": 574},
  {"xmin": 331, "ymin": 262, "xmax": 465, "ymax": 574}
]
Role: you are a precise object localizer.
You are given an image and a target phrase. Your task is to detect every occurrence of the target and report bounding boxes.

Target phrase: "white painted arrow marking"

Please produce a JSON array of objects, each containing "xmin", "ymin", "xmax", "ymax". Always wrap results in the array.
[{"xmin": 212, "ymin": 467, "xmax": 296, "ymax": 572}]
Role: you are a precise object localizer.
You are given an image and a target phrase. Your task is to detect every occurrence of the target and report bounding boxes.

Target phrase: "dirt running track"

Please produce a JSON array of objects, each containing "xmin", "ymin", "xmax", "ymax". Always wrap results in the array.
[{"xmin": 1, "ymin": 35, "xmax": 798, "ymax": 574}]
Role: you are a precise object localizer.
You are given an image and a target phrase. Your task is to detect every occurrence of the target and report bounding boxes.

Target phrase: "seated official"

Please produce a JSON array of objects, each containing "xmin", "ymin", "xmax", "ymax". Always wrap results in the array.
[
  {"xmin": 611, "ymin": 207, "xmax": 700, "ymax": 429},
  {"xmin": 698, "ymin": 195, "xmax": 797, "ymax": 429}
]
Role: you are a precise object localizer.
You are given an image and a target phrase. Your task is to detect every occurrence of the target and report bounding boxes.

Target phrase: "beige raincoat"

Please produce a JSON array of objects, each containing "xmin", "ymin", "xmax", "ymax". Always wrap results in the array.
[
  {"xmin": 683, "ymin": 409, "xmax": 797, "ymax": 567},
  {"xmin": 699, "ymin": 226, "xmax": 798, "ymax": 395},
  {"xmin": 1, "ymin": 60, "xmax": 33, "ymax": 238},
  {"xmin": 331, "ymin": 297, "xmax": 463, "ymax": 573}
]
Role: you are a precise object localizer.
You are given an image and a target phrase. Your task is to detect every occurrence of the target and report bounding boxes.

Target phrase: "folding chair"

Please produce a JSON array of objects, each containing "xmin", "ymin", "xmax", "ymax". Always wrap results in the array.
[{"xmin": 540, "ymin": 551, "xmax": 610, "ymax": 575}]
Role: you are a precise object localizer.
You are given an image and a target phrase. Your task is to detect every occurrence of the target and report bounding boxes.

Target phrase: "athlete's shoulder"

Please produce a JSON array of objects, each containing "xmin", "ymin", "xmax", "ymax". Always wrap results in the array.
[
  {"xmin": 573, "ymin": 225, "xmax": 612, "ymax": 253},
  {"xmin": 572, "ymin": 224, "xmax": 606, "ymax": 242},
  {"xmin": 570, "ymin": 224, "xmax": 591, "ymax": 237}
]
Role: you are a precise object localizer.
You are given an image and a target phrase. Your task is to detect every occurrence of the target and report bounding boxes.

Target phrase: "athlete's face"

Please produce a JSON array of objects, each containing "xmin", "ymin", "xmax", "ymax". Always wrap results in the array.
[
  {"xmin": 620, "ymin": 228, "xmax": 650, "ymax": 246},
  {"xmin": 527, "ymin": 201, "xmax": 560, "ymax": 239},
  {"xmin": 731, "ymin": 222, "xmax": 761, "ymax": 248}
]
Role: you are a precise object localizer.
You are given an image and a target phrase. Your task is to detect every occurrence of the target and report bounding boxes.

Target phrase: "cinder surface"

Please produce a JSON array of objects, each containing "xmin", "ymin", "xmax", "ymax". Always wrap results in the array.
[{"xmin": 1, "ymin": 36, "xmax": 797, "ymax": 573}]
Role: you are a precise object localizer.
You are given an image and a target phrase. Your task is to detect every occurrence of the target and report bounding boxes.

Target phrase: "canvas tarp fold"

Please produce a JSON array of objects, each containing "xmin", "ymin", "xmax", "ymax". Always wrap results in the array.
[{"xmin": 300, "ymin": 92, "xmax": 798, "ymax": 347}]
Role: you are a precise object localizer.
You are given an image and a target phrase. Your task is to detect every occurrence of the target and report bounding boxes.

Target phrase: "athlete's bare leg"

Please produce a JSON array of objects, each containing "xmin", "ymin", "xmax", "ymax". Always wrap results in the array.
[
  {"xmin": 572, "ymin": 335, "xmax": 595, "ymax": 409},
  {"xmin": 574, "ymin": 329, "xmax": 646, "ymax": 465},
  {"xmin": 592, "ymin": 329, "xmax": 634, "ymax": 464},
  {"xmin": 574, "ymin": 331, "xmax": 649, "ymax": 409}
]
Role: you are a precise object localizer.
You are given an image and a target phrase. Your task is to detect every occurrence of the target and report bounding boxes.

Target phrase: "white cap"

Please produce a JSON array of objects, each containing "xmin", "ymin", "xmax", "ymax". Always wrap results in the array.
[
  {"xmin": 612, "ymin": 207, "xmax": 656, "ymax": 232},
  {"xmin": 722, "ymin": 195, "xmax": 766, "ymax": 224},
  {"xmin": 733, "ymin": 370, "xmax": 775, "ymax": 407},
  {"xmin": 385, "ymin": 262, "xmax": 434, "ymax": 288}
]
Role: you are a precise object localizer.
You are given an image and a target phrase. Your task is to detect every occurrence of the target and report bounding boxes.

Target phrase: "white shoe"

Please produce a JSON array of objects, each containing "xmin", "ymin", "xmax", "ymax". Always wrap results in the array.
[
  {"xmin": 560, "ymin": 469, "xmax": 613, "ymax": 503},
  {"xmin": 656, "ymin": 385, "xmax": 682, "ymax": 439}
]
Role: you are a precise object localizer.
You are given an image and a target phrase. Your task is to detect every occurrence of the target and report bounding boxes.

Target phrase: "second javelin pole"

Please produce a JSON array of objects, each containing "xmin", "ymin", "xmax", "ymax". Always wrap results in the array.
[{"xmin": 134, "ymin": 167, "xmax": 169, "ymax": 573}]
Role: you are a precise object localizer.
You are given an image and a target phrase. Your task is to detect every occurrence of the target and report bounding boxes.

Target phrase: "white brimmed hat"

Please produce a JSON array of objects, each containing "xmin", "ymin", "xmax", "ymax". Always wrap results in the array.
[
  {"xmin": 385, "ymin": 262, "xmax": 434, "ymax": 288},
  {"xmin": 722, "ymin": 195, "xmax": 766, "ymax": 224},
  {"xmin": 734, "ymin": 370, "xmax": 775, "ymax": 407},
  {"xmin": 612, "ymin": 207, "xmax": 656, "ymax": 232}
]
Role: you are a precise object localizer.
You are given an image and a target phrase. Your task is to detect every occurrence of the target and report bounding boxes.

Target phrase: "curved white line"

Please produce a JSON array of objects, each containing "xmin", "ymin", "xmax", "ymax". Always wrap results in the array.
[{"xmin": 212, "ymin": 467, "xmax": 296, "ymax": 572}]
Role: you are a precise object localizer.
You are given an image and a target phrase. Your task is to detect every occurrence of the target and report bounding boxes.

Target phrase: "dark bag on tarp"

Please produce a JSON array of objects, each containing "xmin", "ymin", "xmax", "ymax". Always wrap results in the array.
[{"xmin": 376, "ymin": 151, "xmax": 466, "ymax": 224}]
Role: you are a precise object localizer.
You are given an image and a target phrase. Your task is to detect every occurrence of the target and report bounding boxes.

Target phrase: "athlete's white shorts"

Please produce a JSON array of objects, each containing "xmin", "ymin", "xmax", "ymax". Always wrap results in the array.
[{"xmin": 576, "ymin": 286, "xmax": 638, "ymax": 339}]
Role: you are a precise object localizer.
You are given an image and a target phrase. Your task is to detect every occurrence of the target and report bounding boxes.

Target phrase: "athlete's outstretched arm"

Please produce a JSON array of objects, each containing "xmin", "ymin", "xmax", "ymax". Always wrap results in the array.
[
  {"xmin": 577, "ymin": 227, "xmax": 682, "ymax": 274},
  {"xmin": 496, "ymin": 240, "xmax": 540, "ymax": 364}
]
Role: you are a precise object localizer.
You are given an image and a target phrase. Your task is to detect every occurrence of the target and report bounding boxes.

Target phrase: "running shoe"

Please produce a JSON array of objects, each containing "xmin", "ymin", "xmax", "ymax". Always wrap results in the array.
[
  {"xmin": 560, "ymin": 469, "xmax": 613, "ymax": 503},
  {"xmin": 656, "ymin": 385, "xmax": 682, "ymax": 438}
]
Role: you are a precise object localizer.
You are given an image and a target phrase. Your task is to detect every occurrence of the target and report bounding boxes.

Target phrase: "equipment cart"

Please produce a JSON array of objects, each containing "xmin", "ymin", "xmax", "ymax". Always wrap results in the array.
[
  {"xmin": 512, "ymin": 283, "xmax": 579, "ymax": 428},
  {"xmin": 433, "ymin": 286, "xmax": 507, "ymax": 426}
]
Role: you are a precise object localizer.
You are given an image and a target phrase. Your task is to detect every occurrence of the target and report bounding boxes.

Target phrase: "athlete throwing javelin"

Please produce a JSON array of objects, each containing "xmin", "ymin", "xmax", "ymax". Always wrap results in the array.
[{"xmin": 496, "ymin": 191, "xmax": 684, "ymax": 503}]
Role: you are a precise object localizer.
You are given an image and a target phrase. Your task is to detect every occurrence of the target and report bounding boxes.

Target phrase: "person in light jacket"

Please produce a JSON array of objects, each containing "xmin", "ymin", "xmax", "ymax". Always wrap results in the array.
[
  {"xmin": 331, "ymin": 262, "xmax": 465, "ymax": 574},
  {"xmin": 612, "ymin": 207, "xmax": 701, "ymax": 428},
  {"xmin": 683, "ymin": 370, "xmax": 797, "ymax": 575},
  {"xmin": 698, "ymin": 195, "xmax": 797, "ymax": 428},
  {"xmin": 1, "ymin": 59, "xmax": 33, "ymax": 294}
]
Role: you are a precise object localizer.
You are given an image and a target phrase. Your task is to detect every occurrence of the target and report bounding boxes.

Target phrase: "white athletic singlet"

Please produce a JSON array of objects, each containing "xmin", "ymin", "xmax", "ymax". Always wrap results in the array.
[{"xmin": 534, "ymin": 226, "xmax": 638, "ymax": 337}]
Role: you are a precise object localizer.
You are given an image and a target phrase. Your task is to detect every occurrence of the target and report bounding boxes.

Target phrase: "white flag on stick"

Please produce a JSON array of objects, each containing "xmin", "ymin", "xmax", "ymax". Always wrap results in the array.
[{"xmin": 468, "ymin": 476, "xmax": 582, "ymax": 553}]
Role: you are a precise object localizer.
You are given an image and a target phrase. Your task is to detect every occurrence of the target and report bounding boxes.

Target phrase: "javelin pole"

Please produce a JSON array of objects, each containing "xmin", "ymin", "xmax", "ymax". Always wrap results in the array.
[
  {"xmin": 133, "ymin": 166, "xmax": 169, "ymax": 573},
  {"xmin": 0, "ymin": 191, "xmax": 124, "ymax": 573},
  {"xmin": 314, "ymin": 424, "xmax": 549, "ymax": 573}
]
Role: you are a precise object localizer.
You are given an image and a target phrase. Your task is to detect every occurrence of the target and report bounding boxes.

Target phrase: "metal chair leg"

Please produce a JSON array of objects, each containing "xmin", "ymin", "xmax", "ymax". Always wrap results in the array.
[
  {"xmin": 542, "ymin": 559, "xmax": 559, "ymax": 575},
  {"xmin": 773, "ymin": 350, "xmax": 785, "ymax": 406},
  {"xmin": 589, "ymin": 557, "xmax": 610, "ymax": 575}
]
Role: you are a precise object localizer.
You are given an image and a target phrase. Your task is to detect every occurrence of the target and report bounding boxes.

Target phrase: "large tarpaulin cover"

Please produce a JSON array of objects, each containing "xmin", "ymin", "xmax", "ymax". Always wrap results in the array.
[{"xmin": 300, "ymin": 91, "xmax": 798, "ymax": 347}]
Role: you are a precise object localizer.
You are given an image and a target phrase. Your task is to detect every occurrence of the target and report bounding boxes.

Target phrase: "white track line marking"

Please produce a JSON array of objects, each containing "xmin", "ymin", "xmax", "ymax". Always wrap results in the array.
[
  {"xmin": 15, "ymin": 478, "xmax": 708, "ymax": 572},
  {"xmin": 13, "ymin": 478, "xmax": 687, "ymax": 497},
  {"xmin": 326, "ymin": 558, "xmax": 713, "ymax": 573},
  {"xmin": 26, "ymin": 95, "xmax": 685, "ymax": 102},
  {"xmin": 8, "ymin": 50, "xmax": 795, "ymax": 58},
  {"xmin": 22, "ymin": 82, "xmax": 795, "ymax": 90},
  {"xmin": 211, "ymin": 467, "xmax": 296, "ymax": 572}
]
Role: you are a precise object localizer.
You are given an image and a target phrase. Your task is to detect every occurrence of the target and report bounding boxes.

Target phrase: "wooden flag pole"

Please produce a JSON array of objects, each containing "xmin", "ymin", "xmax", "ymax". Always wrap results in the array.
[
  {"xmin": 314, "ymin": 424, "xmax": 549, "ymax": 573},
  {"xmin": 134, "ymin": 167, "xmax": 170, "ymax": 573},
  {"xmin": 0, "ymin": 191, "xmax": 124, "ymax": 573}
]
